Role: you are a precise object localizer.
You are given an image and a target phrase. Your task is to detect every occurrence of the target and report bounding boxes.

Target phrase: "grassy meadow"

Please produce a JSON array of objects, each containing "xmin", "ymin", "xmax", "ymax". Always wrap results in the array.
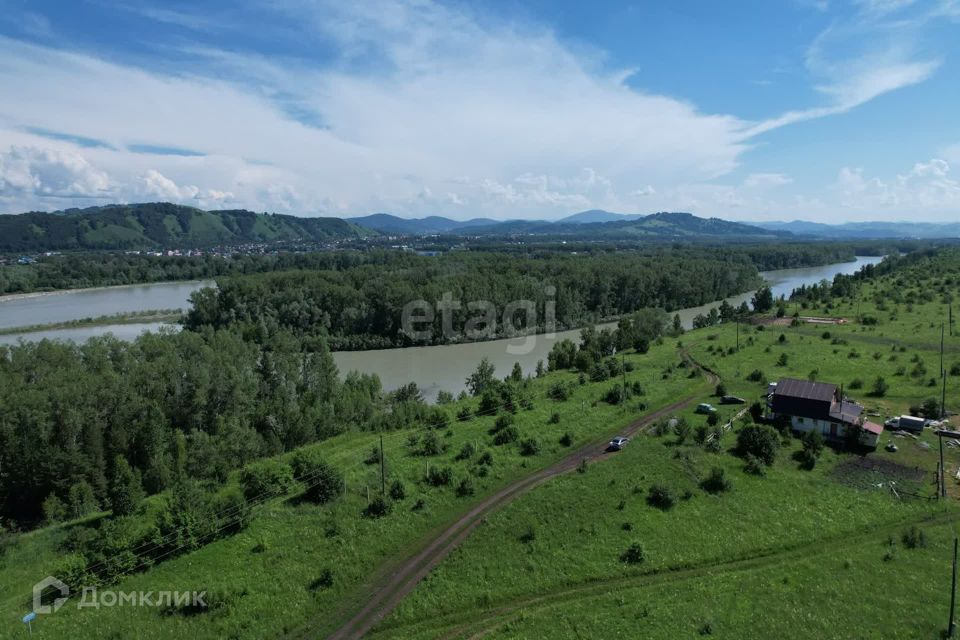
[{"xmin": 0, "ymin": 334, "xmax": 703, "ymax": 638}]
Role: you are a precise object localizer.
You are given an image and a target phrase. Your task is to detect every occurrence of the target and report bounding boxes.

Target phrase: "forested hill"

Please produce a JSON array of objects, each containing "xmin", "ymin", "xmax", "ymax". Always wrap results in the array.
[{"xmin": 0, "ymin": 203, "xmax": 372, "ymax": 251}]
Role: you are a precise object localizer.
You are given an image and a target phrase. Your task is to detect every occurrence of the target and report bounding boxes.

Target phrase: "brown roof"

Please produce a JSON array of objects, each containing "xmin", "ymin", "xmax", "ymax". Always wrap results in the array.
[
  {"xmin": 773, "ymin": 378, "xmax": 837, "ymax": 403},
  {"xmin": 862, "ymin": 421, "xmax": 884, "ymax": 436}
]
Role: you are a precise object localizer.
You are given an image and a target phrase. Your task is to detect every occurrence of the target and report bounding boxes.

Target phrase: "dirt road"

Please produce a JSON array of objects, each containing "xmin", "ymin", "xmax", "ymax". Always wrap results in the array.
[{"xmin": 315, "ymin": 356, "xmax": 717, "ymax": 640}]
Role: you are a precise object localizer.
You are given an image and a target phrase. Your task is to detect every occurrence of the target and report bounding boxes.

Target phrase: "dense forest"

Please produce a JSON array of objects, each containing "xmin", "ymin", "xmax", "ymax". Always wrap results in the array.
[
  {"xmin": 0, "ymin": 202, "xmax": 370, "ymax": 252},
  {"xmin": 0, "ymin": 242, "xmax": 864, "ymax": 297},
  {"xmin": 181, "ymin": 250, "xmax": 765, "ymax": 350}
]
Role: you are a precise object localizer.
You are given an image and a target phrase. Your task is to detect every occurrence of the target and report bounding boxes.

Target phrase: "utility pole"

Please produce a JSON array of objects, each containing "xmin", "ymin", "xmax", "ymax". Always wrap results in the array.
[
  {"xmin": 943, "ymin": 322, "xmax": 947, "ymax": 379},
  {"xmin": 735, "ymin": 318, "xmax": 739, "ymax": 352},
  {"xmin": 944, "ymin": 372, "xmax": 949, "ymax": 422},
  {"xmin": 940, "ymin": 433, "xmax": 947, "ymax": 499},
  {"xmin": 379, "ymin": 434, "xmax": 386, "ymax": 495},
  {"xmin": 950, "ymin": 537, "xmax": 958, "ymax": 638}
]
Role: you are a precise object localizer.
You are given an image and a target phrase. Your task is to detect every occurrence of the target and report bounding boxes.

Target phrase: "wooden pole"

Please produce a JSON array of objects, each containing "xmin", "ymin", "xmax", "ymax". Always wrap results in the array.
[
  {"xmin": 380, "ymin": 434, "xmax": 386, "ymax": 495},
  {"xmin": 941, "ymin": 433, "xmax": 947, "ymax": 499},
  {"xmin": 950, "ymin": 537, "xmax": 958, "ymax": 638}
]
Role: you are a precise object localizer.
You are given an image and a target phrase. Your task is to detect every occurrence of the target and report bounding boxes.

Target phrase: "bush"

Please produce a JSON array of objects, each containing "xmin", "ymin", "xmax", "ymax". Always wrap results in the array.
[
  {"xmin": 389, "ymin": 479, "xmax": 406, "ymax": 501},
  {"xmin": 490, "ymin": 413, "xmax": 514, "ymax": 434},
  {"xmin": 869, "ymin": 376, "xmax": 889, "ymax": 397},
  {"xmin": 457, "ymin": 406, "xmax": 473, "ymax": 422},
  {"xmin": 419, "ymin": 432, "xmax": 444, "ymax": 456},
  {"xmin": 736, "ymin": 424, "xmax": 780, "ymax": 466},
  {"xmin": 519, "ymin": 438, "xmax": 541, "ymax": 456},
  {"xmin": 647, "ymin": 484, "xmax": 675, "ymax": 510},
  {"xmin": 363, "ymin": 496, "xmax": 391, "ymax": 518},
  {"xmin": 746, "ymin": 369, "xmax": 765, "ymax": 383},
  {"xmin": 744, "ymin": 453, "xmax": 766, "ymax": 476},
  {"xmin": 673, "ymin": 418, "xmax": 691, "ymax": 444},
  {"xmin": 493, "ymin": 426, "xmax": 520, "ymax": 446},
  {"xmin": 290, "ymin": 449, "xmax": 345, "ymax": 504},
  {"xmin": 715, "ymin": 383, "xmax": 726, "ymax": 397},
  {"xmin": 455, "ymin": 442, "xmax": 476, "ymax": 461},
  {"xmin": 548, "ymin": 381, "xmax": 572, "ymax": 401},
  {"xmin": 706, "ymin": 412, "xmax": 719, "ymax": 427},
  {"xmin": 519, "ymin": 526, "xmax": 536, "ymax": 543},
  {"xmin": 700, "ymin": 467, "xmax": 731, "ymax": 494},
  {"xmin": 559, "ymin": 432, "xmax": 573, "ymax": 447},
  {"xmin": 477, "ymin": 451, "xmax": 494, "ymax": 466},
  {"xmin": 549, "ymin": 412, "xmax": 561, "ymax": 424},
  {"xmin": 902, "ymin": 526, "xmax": 927, "ymax": 549},
  {"xmin": 240, "ymin": 459, "xmax": 295, "ymax": 502},
  {"xmin": 603, "ymin": 385, "xmax": 627, "ymax": 405},
  {"xmin": 776, "ymin": 353, "xmax": 789, "ymax": 367},
  {"xmin": 364, "ymin": 445, "xmax": 381, "ymax": 465},
  {"xmin": 425, "ymin": 466, "xmax": 453, "ymax": 486},
  {"xmin": 694, "ymin": 425, "xmax": 709, "ymax": 446},
  {"xmin": 620, "ymin": 542, "xmax": 646, "ymax": 564},
  {"xmin": 455, "ymin": 477, "xmax": 475, "ymax": 497},
  {"xmin": 849, "ymin": 378, "xmax": 864, "ymax": 390}
]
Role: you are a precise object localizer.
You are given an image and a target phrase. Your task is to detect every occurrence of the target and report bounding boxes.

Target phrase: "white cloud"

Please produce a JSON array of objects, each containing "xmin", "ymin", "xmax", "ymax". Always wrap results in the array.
[
  {"xmin": 743, "ymin": 173, "xmax": 792, "ymax": 189},
  {"xmin": 833, "ymin": 159, "xmax": 960, "ymax": 213},
  {"xmin": 0, "ymin": 145, "xmax": 111, "ymax": 198},
  {"xmin": 0, "ymin": 0, "xmax": 955, "ymax": 220}
]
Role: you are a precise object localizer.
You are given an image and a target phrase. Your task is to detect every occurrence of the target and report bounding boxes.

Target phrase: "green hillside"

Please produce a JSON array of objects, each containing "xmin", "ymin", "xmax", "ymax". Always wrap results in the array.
[{"xmin": 0, "ymin": 203, "xmax": 372, "ymax": 251}]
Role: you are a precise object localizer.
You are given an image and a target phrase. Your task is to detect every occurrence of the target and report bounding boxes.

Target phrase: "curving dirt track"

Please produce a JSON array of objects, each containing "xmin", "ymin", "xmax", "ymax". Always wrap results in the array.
[{"xmin": 310, "ymin": 355, "xmax": 718, "ymax": 640}]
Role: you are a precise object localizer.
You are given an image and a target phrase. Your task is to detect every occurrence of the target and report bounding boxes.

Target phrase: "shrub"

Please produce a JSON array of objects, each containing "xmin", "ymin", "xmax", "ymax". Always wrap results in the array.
[
  {"xmin": 419, "ymin": 432, "xmax": 444, "ymax": 456},
  {"xmin": 42, "ymin": 494, "xmax": 67, "ymax": 524},
  {"xmin": 869, "ymin": 376, "xmax": 888, "ymax": 397},
  {"xmin": 490, "ymin": 413, "xmax": 514, "ymax": 434},
  {"xmin": 364, "ymin": 445, "xmax": 381, "ymax": 465},
  {"xmin": 559, "ymin": 432, "xmax": 573, "ymax": 447},
  {"xmin": 455, "ymin": 477, "xmax": 475, "ymax": 497},
  {"xmin": 290, "ymin": 451, "xmax": 345, "ymax": 504},
  {"xmin": 706, "ymin": 412, "xmax": 719, "ymax": 427},
  {"xmin": 603, "ymin": 385, "xmax": 627, "ymax": 405},
  {"xmin": 493, "ymin": 426, "xmax": 520, "ymax": 446},
  {"xmin": 457, "ymin": 406, "xmax": 473, "ymax": 422},
  {"xmin": 240, "ymin": 460, "xmax": 295, "ymax": 501},
  {"xmin": 849, "ymin": 378, "xmax": 864, "ymax": 390},
  {"xmin": 620, "ymin": 542, "xmax": 647, "ymax": 564},
  {"xmin": 519, "ymin": 526, "xmax": 536, "ymax": 543},
  {"xmin": 477, "ymin": 451, "xmax": 494, "ymax": 466},
  {"xmin": 389, "ymin": 479, "xmax": 406, "ymax": 501},
  {"xmin": 694, "ymin": 425, "xmax": 709, "ymax": 446},
  {"xmin": 310, "ymin": 568, "xmax": 334, "ymax": 590},
  {"xmin": 744, "ymin": 453, "xmax": 766, "ymax": 476},
  {"xmin": 425, "ymin": 466, "xmax": 453, "ymax": 486},
  {"xmin": 700, "ymin": 467, "xmax": 731, "ymax": 494},
  {"xmin": 736, "ymin": 424, "xmax": 780, "ymax": 466},
  {"xmin": 519, "ymin": 438, "xmax": 541, "ymax": 456},
  {"xmin": 902, "ymin": 526, "xmax": 927, "ymax": 549},
  {"xmin": 548, "ymin": 381, "xmax": 572, "ymax": 401},
  {"xmin": 746, "ymin": 369, "xmax": 765, "ymax": 383},
  {"xmin": 576, "ymin": 458, "xmax": 588, "ymax": 474},
  {"xmin": 363, "ymin": 496, "xmax": 391, "ymax": 518},
  {"xmin": 776, "ymin": 353, "xmax": 789, "ymax": 367},
  {"xmin": 455, "ymin": 442, "xmax": 476, "ymax": 461},
  {"xmin": 673, "ymin": 419, "xmax": 691, "ymax": 444},
  {"xmin": 647, "ymin": 484, "xmax": 675, "ymax": 510},
  {"xmin": 549, "ymin": 412, "xmax": 561, "ymax": 424},
  {"xmin": 715, "ymin": 383, "xmax": 726, "ymax": 397}
]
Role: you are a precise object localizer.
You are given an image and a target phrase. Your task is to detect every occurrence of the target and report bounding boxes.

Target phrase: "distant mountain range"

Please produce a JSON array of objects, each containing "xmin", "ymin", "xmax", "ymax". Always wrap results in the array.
[
  {"xmin": 0, "ymin": 203, "xmax": 370, "ymax": 252},
  {"xmin": 346, "ymin": 213, "xmax": 501, "ymax": 235},
  {"xmin": 3, "ymin": 204, "xmax": 958, "ymax": 253},
  {"xmin": 754, "ymin": 220, "xmax": 960, "ymax": 239},
  {"xmin": 348, "ymin": 210, "xmax": 787, "ymax": 239}
]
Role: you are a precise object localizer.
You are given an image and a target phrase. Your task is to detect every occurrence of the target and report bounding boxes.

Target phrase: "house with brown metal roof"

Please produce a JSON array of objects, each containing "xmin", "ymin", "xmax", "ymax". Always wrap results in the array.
[{"xmin": 768, "ymin": 378, "xmax": 883, "ymax": 448}]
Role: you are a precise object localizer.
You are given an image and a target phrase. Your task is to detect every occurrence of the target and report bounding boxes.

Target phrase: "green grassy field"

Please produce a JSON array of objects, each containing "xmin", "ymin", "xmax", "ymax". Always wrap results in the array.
[
  {"xmin": 3, "ymin": 250, "xmax": 959, "ymax": 639},
  {"xmin": 0, "ymin": 337, "xmax": 701, "ymax": 638},
  {"xmin": 369, "ymin": 253, "xmax": 960, "ymax": 639}
]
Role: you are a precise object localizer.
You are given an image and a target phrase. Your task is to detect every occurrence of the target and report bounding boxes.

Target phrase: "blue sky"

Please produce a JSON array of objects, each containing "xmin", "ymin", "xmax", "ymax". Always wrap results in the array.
[{"xmin": 0, "ymin": 0, "xmax": 958, "ymax": 221}]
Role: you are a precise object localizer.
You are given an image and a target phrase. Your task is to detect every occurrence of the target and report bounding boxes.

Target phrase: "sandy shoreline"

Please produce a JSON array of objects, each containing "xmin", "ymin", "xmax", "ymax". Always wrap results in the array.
[{"xmin": 0, "ymin": 280, "xmax": 211, "ymax": 303}]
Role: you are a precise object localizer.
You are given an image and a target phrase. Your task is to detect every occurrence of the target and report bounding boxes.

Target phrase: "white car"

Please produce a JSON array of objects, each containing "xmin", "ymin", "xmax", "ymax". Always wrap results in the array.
[{"xmin": 608, "ymin": 436, "xmax": 630, "ymax": 451}]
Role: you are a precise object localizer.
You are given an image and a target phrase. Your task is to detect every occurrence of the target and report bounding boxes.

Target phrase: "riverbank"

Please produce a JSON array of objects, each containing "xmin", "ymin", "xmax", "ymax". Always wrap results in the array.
[
  {"xmin": 0, "ymin": 310, "xmax": 182, "ymax": 336},
  {"xmin": 0, "ymin": 279, "xmax": 209, "ymax": 303}
]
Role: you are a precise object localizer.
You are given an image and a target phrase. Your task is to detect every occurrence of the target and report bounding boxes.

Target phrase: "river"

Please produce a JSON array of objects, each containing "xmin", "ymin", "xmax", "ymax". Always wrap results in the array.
[{"xmin": 0, "ymin": 257, "xmax": 882, "ymax": 399}]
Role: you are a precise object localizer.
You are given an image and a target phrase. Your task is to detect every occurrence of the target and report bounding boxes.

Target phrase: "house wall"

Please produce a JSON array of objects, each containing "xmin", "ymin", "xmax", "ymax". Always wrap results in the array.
[{"xmin": 780, "ymin": 414, "xmax": 878, "ymax": 448}]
